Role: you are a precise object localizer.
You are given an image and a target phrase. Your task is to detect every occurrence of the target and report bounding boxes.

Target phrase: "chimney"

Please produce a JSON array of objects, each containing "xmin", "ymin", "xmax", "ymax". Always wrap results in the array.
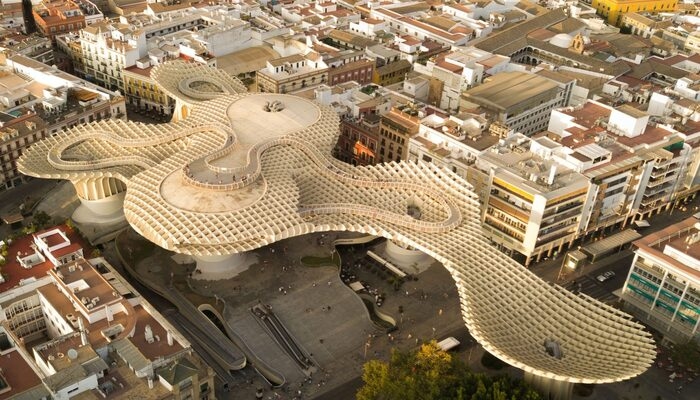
[
  {"xmin": 167, "ymin": 330, "xmax": 173, "ymax": 346},
  {"xmin": 105, "ymin": 304, "xmax": 114, "ymax": 323},
  {"xmin": 547, "ymin": 164, "xmax": 557, "ymax": 185}
]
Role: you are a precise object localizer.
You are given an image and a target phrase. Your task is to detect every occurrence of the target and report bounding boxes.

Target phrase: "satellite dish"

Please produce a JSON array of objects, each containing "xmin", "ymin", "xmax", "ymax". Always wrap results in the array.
[{"xmin": 67, "ymin": 348, "xmax": 78, "ymax": 360}]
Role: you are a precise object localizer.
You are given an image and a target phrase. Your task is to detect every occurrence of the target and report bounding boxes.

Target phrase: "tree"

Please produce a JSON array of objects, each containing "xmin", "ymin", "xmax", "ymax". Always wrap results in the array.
[
  {"xmin": 671, "ymin": 340, "xmax": 700, "ymax": 370},
  {"xmin": 619, "ymin": 25, "xmax": 632, "ymax": 34},
  {"xmin": 32, "ymin": 211, "xmax": 52, "ymax": 229},
  {"xmin": 357, "ymin": 342, "xmax": 542, "ymax": 400}
]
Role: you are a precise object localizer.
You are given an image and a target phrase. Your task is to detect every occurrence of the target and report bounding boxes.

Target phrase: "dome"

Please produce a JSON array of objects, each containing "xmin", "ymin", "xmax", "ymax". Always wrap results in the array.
[{"xmin": 549, "ymin": 33, "xmax": 573, "ymax": 48}]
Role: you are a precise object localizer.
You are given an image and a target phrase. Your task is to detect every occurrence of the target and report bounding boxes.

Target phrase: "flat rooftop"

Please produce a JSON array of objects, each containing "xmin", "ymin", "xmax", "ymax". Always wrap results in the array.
[
  {"xmin": 0, "ymin": 349, "xmax": 43, "ymax": 400},
  {"xmin": 35, "ymin": 334, "xmax": 99, "ymax": 371},
  {"xmin": 634, "ymin": 217, "xmax": 700, "ymax": 280},
  {"xmin": 51, "ymin": 258, "xmax": 122, "ymax": 311},
  {"xmin": 217, "ymin": 46, "xmax": 280, "ymax": 76},
  {"xmin": 462, "ymin": 72, "xmax": 559, "ymax": 111},
  {"xmin": 36, "ymin": 282, "xmax": 182, "ymax": 359},
  {"xmin": 562, "ymin": 102, "xmax": 612, "ymax": 129},
  {"xmin": 0, "ymin": 225, "xmax": 88, "ymax": 294}
]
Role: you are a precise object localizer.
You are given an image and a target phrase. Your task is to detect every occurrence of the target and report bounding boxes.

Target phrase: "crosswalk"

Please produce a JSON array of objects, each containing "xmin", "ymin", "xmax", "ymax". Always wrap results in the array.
[{"xmin": 563, "ymin": 275, "xmax": 619, "ymax": 304}]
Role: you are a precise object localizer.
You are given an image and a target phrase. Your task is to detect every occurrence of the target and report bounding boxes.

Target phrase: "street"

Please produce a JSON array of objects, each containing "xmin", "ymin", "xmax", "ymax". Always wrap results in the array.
[{"xmin": 562, "ymin": 252, "xmax": 635, "ymax": 304}]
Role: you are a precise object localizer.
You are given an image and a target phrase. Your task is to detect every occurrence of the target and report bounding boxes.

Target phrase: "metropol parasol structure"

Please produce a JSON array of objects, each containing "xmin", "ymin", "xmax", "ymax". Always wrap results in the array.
[{"xmin": 19, "ymin": 61, "xmax": 656, "ymax": 397}]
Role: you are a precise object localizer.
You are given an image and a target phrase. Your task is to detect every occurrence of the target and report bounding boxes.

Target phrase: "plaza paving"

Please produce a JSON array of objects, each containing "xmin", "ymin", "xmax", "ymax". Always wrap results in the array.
[{"xmin": 188, "ymin": 233, "xmax": 465, "ymax": 399}]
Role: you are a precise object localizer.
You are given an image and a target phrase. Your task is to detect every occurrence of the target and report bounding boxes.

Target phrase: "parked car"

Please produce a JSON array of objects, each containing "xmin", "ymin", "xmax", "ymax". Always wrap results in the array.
[{"xmin": 596, "ymin": 271, "xmax": 616, "ymax": 282}]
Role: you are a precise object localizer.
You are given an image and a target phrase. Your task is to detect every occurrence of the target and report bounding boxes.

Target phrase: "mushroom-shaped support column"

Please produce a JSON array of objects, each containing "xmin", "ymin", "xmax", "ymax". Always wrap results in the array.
[
  {"xmin": 524, "ymin": 372, "xmax": 575, "ymax": 400},
  {"xmin": 192, "ymin": 253, "xmax": 252, "ymax": 280},
  {"xmin": 384, "ymin": 240, "xmax": 431, "ymax": 266},
  {"xmin": 71, "ymin": 177, "xmax": 127, "ymax": 225}
]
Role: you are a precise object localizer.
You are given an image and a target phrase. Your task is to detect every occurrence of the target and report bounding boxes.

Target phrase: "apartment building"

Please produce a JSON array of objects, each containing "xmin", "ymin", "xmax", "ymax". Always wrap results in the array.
[
  {"xmin": 80, "ymin": 21, "xmax": 144, "ymax": 91},
  {"xmin": 0, "ymin": 51, "xmax": 125, "ymax": 191},
  {"xmin": 0, "ymin": 113, "xmax": 47, "ymax": 191},
  {"xmin": 336, "ymin": 114, "xmax": 380, "ymax": 166},
  {"xmin": 0, "ymin": 225, "xmax": 215, "ymax": 399},
  {"xmin": 390, "ymin": 36, "xmax": 450, "ymax": 65},
  {"xmin": 77, "ymin": 7, "xmax": 251, "ymax": 92},
  {"xmin": 0, "ymin": 32, "xmax": 54, "ymax": 65},
  {"xmin": 256, "ymin": 52, "xmax": 329, "ymax": 93},
  {"xmin": 326, "ymin": 49, "xmax": 374, "ymax": 86},
  {"xmin": 377, "ymin": 107, "xmax": 420, "ymax": 163},
  {"xmin": 549, "ymin": 99, "xmax": 700, "ymax": 230},
  {"xmin": 620, "ymin": 12, "xmax": 673, "ymax": 38},
  {"xmin": 348, "ymin": 17, "xmax": 387, "ymax": 38},
  {"xmin": 313, "ymin": 82, "xmax": 392, "ymax": 119},
  {"xmin": 460, "ymin": 71, "xmax": 573, "ymax": 137},
  {"xmin": 366, "ymin": 44, "xmax": 412, "ymax": 86},
  {"xmin": 55, "ymin": 32, "xmax": 83, "ymax": 75},
  {"xmin": 0, "ymin": 2, "xmax": 24, "ymax": 32},
  {"xmin": 621, "ymin": 217, "xmax": 700, "ymax": 343},
  {"xmin": 448, "ymin": 93, "xmax": 698, "ymax": 265},
  {"xmin": 591, "ymin": 0, "xmax": 678, "ymax": 26},
  {"xmin": 123, "ymin": 59, "xmax": 175, "ymax": 117},
  {"xmin": 469, "ymin": 134, "xmax": 590, "ymax": 265},
  {"xmin": 408, "ymin": 111, "xmax": 494, "ymax": 180},
  {"xmin": 33, "ymin": 0, "xmax": 87, "ymax": 42}
]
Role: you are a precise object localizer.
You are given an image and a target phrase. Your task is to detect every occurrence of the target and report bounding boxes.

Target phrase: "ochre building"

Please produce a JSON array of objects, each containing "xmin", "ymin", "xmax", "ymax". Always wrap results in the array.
[{"xmin": 592, "ymin": 0, "xmax": 678, "ymax": 25}]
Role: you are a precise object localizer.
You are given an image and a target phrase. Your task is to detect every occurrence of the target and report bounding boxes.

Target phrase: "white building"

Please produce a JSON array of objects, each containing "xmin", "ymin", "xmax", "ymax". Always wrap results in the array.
[
  {"xmin": 370, "ymin": 7, "xmax": 473, "ymax": 46},
  {"xmin": 621, "ymin": 217, "xmax": 700, "ymax": 343},
  {"xmin": 408, "ymin": 111, "xmax": 493, "ymax": 179},
  {"xmin": 348, "ymin": 17, "xmax": 387, "ymax": 38},
  {"xmin": 413, "ymin": 47, "xmax": 510, "ymax": 111},
  {"xmin": 79, "ymin": 7, "xmax": 252, "ymax": 91},
  {"xmin": 461, "ymin": 71, "xmax": 574, "ymax": 137},
  {"xmin": 80, "ymin": 22, "xmax": 145, "ymax": 91},
  {"xmin": 0, "ymin": 225, "xmax": 210, "ymax": 399},
  {"xmin": 468, "ymin": 133, "xmax": 590, "ymax": 264}
]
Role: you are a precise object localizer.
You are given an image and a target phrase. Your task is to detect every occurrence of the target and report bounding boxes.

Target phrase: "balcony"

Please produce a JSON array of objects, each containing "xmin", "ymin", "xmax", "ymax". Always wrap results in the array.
[
  {"xmin": 647, "ymin": 174, "xmax": 675, "ymax": 188},
  {"xmin": 536, "ymin": 226, "xmax": 576, "ymax": 245},
  {"xmin": 640, "ymin": 192, "xmax": 669, "ymax": 206},
  {"xmin": 483, "ymin": 219, "xmax": 525, "ymax": 242},
  {"xmin": 485, "ymin": 213, "xmax": 525, "ymax": 235},
  {"xmin": 632, "ymin": 263, "xmax": 663, "ymax": 281},
  {"xmin": 542, "ymin": 201, "xmax": 582, "ymax": 218},
  {"xmin": 488, "ymin": 194, "xmax": 531, "ymax": 216},
  {"xmin": 541, "ymin": 207, "xmax": 582, "ymax": 228}
]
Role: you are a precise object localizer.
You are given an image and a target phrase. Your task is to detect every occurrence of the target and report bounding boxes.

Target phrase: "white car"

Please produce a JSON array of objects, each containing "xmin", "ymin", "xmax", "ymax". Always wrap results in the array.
[{"xmin": 596, "ymin": 271, "xmax": 615, "ymax": 282}]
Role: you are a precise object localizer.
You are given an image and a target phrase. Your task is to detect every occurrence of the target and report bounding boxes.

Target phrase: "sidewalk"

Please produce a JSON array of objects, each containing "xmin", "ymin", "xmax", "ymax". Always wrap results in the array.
[{"xmin": 529, "ymin": 197, "xmax": 700, "ymax": 286}]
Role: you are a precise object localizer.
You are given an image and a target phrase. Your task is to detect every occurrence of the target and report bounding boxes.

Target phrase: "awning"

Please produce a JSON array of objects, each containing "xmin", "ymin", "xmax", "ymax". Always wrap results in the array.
[
  {"xmin": 349, "ymin": 281, "xmax": 365, "ymax": 292},
  {"xmin": 113, "ymin": 338, "xmax": 149, "ymax": 374},
  {"xmin": 1, "ymin": 213, "xmax": 23, "ymax": 224},
  {"xmin": 634, "ymin": 220, "xmax": 650, "ymax": 228},
  {"xmin": 582, "ymin": 229, "xmax": 642, "ymax": 259},
  {"xmin": 82, "ymin": 357, "xmax": 109, "ymax": 375}
]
